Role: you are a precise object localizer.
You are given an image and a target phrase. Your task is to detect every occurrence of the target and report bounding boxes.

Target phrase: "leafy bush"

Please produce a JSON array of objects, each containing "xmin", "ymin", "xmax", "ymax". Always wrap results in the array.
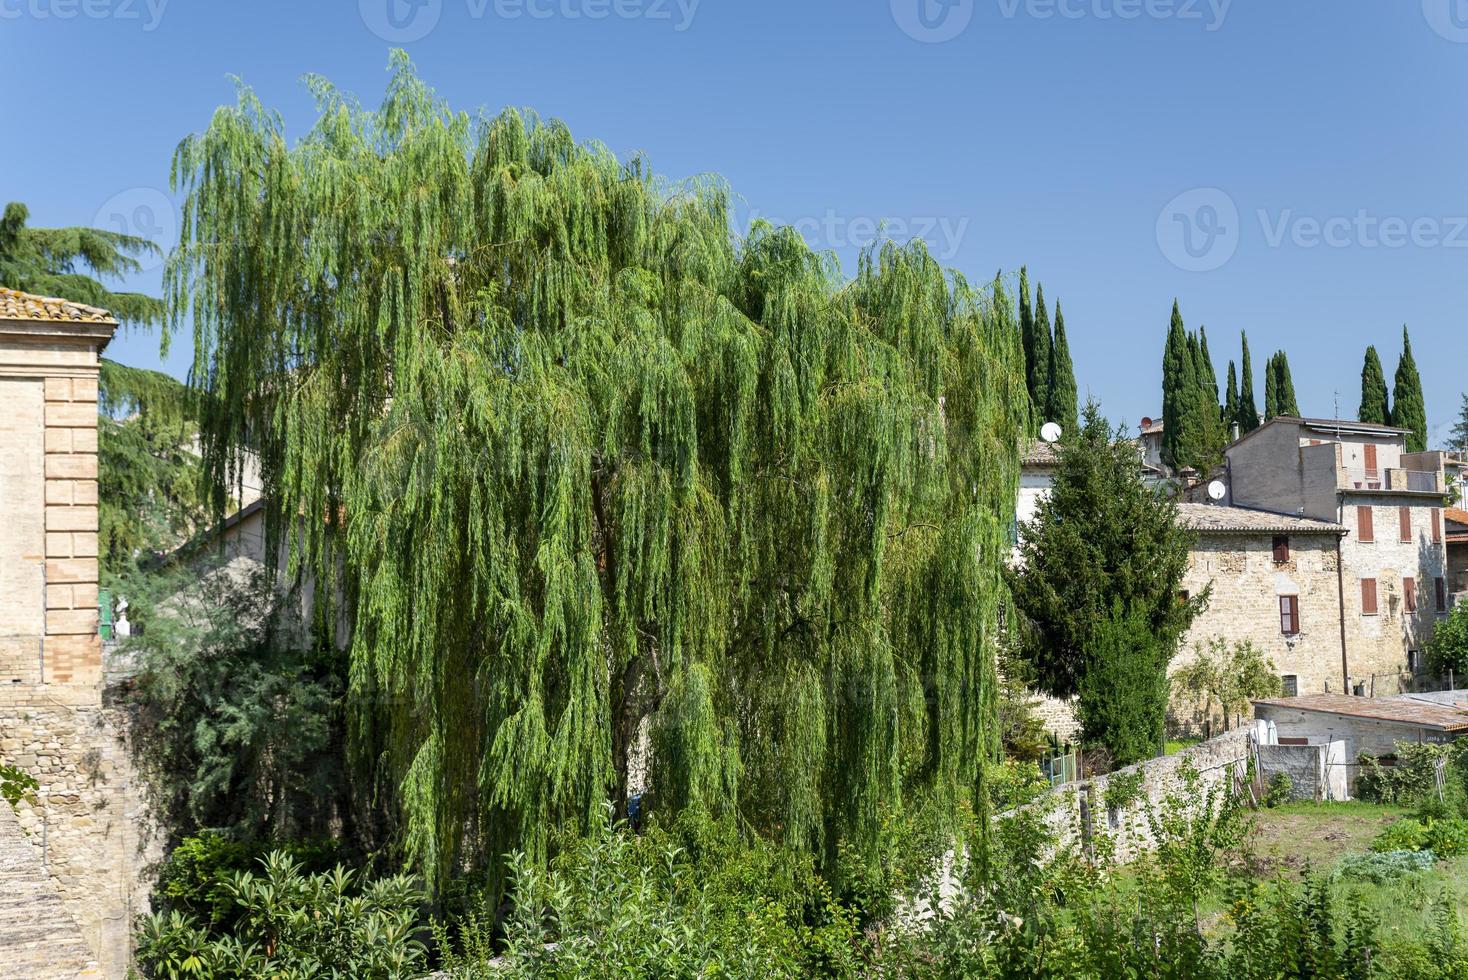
[
  {"xmin": 990, "ymin": 758, "xmax": 1050, "ymax": 813},
  {"xmin": 1373, "ymin": 816, "xmax": 1468, "ymax": 858},
  {"xmin": 135, "ymin": 852, "xmax": 426, "ymax": 979},
  {"xmin": 1337, "ymin": 849, "xmax": 1438, "ymax": 883},
  {"xmin": 441, "ymin": 813, "xmax": 863, "ymax": 978},
  {"xmin": 1427, "ymin": 601, "xmax": 1468, "ymax": 679},
  {"xmin": 0, "ymin": 761, "xmax": 37, "ymax": 811},
  {"xmin": 1355, "ymin": 742, "xmax": 1460, "ymax": 807},
  {"xmin": 152, "ymin": 831, "xmax": 340, "ymax": 927},
  {"xmin": 1263, "ymin": 771, "xmax": 1293, "ymax": 808}
]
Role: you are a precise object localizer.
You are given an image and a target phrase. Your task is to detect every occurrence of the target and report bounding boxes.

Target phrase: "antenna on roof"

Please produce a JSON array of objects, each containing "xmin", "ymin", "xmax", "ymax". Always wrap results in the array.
[{"xmin": 1040, "ymin": 422, "xmax": 1063, "ymax": 444}]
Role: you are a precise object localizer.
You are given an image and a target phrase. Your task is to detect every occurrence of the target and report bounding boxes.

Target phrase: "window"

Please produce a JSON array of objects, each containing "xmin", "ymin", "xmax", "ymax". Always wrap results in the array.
[
  {"xmin": 1279, "ymin": 595, "xmax": 1300, "ymax": 635},
  {"xmin": 1408, "ymin": 650, "xmax": 1421, "ymax": 673},
  {"xmin": 1364, "ymin": 444, "xmax": 1378, "ymax": 473},
  {"xmin": 1357, "ymin": 506, "xmax": 1374, "ymax": 542},
  {"xmin": 1439, "ymin": 578, "xmax": 1450, "ymax": 613},
  {"xmin": 1404, "ymin": 577, "xmax": 1417, "ymax": 613},
  {"xmin": 1400, "ymin": 506, "xmax": 1413, "ymax": 543},
  {"xmin": 1280, "ymin": 675, "xmax": 1299, "ymax": 697},
  {"xmin": 1361, "ymin": 578, "xmax": 1379, "ymax": 616},
  {"xmin": 1432, "ymin": 508, "xmax": 1442, "ymax": 544},
  {"xmin": 1272, "ymin": 535, "xmax": 1291, "ymax": 564}
]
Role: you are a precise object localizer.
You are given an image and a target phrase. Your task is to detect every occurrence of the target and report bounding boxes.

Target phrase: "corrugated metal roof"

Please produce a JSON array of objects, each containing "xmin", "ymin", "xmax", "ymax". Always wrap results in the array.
[{"xmin": 1253, "ymin": 694, "xmax": 1468, "ymax": 732}]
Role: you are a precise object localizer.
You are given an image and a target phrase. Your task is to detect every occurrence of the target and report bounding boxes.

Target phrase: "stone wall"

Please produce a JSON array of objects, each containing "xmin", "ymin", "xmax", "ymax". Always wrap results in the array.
[
  {"xmin": 1014, "ymin": 730, "xmax": 1252, "ymax": 865},
  {"xmin": 0, "ymin": 798, "xmax": 101, "ymax": 979},
  {"xmin": 1178, "ymin": 533, "xmax": 1344, "ymax": 707},
  {"xmin": 0, "ymin": 685, "xmax": 156, "ymax": 978}
]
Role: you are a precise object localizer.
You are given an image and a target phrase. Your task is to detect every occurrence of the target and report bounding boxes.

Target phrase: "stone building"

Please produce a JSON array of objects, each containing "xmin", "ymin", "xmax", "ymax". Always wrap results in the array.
[
  {"xmin": 1223, "ymin": 417, "xmax": 1451, "ymax": 683},
  {"xmin": 1175, "ymin": 503, "xmax": 1348, "ymax": 701},
  {"xmin": 1447, "ymin": 506, "xmax": 1468, "ymax": 603},
  {"xmin": 0, "ymin": 288, "xmax": 152, "ymax": 979}
]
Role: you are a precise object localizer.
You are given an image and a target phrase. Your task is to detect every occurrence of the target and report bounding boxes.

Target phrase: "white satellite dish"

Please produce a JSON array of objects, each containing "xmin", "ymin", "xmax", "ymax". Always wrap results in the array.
[
  {"xmin": 1039, "ymin": 422, "xmax": 1063, "ymax": 444},
  {"xmin": 1207, "ymin": 480, "xmax": 1227, "ymax": 502}
]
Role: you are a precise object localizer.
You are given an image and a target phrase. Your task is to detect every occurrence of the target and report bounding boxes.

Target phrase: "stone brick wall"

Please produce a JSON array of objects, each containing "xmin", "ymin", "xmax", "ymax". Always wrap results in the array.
[
  {"xmin": 0, "ymin": 686, "xmax": 155, "ymax": 978},
  {"xmin": 42, "ymin": 375, "xmax": 103, "ymax": 687},
  {"xmin": 1015, "ymin": 729, "xmax": 1252, "ymax": 865},
  {"xmin": 1178, "ymin": 533, "xmax": 1345, "ymax": 706},
  {"xmin": 0, "ymin": 377, "xmax": 46, "ymax": 684}
]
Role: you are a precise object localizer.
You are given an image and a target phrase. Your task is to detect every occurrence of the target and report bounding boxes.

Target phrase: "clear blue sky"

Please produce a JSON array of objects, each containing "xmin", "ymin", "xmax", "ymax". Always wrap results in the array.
[{"xmin": 4, "ymin": 0, "xmax": 1466, "ymax": 442}]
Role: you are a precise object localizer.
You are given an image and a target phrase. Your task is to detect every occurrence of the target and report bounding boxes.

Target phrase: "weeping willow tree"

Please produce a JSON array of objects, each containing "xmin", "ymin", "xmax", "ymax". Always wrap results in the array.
[{"xmin": 166, "ymin": 53, "xmax": 1028, "ymax": 890}]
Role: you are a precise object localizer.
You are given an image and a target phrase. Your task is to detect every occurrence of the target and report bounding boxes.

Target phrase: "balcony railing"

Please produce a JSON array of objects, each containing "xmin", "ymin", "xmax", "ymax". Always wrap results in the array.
[{"xmin": 1393, "ymin": 469, "xmax": 1442, "ymax": 493}]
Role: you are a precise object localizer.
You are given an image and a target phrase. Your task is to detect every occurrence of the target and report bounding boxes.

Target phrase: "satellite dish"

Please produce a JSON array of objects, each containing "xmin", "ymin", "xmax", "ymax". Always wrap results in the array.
[
  {"xmin": 1207, "ymin": 480, "xmax": 1227, "ymax": 502},
  {"xmin": 1040, "ymin": 422, "xmax": 1063, "ymax": 444}
]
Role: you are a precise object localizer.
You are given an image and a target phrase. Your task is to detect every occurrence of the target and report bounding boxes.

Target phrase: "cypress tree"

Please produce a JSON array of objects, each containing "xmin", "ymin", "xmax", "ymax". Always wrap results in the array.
[
  {"xmin": 167, "ymin": 56, "xmax": 1030, "ymax": 890},
  {"xmin": 1272, "ymin": 351, "xmax": 1300, "ymax": 417},
  {"xmin": 1358, "ymin": 346, "xmax": 1390, "ymax": 425},
  {"xmin": 1197, "ymin": 326, "xmax": 1219, "ymax": 399},
  {"xmin": 1449, "ymin": 392, "xmax": 1468, "ymax": 453},
  {"xmin": 1224, "ymin": 361, "xmax": 1239, "ymax": 431},
  {"xmin": 1264, "ymin": 353, "xmax": 1279, "ymax": 420},
  {"xmin": 1031, "ymin": 284, "xmax": 1053, "ymax": 420},
  {"xmin": 1238, "ymin": 332, "xmax": 1259, "ymax": 433},
  {"xmin": 1046, "ymin": 301, "xmax": 1078, "ymax": 433},
  {"xmin": 1018, "ymin": 266, "xmax": 1035, "ymax": 411},
  {"xmin": 1393, "ymin": 326, "xmax": 1428, "ymax": 452},
  {"xmin": 1161, "ymin": 301, "xmax": 1190, "ymax": 470}
]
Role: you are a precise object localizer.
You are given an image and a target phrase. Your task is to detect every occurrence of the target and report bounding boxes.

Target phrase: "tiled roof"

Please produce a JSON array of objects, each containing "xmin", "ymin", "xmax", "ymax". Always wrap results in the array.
[
  {"xmin": 1021, "ymin": 440, "xmax": 1060, "ymax": 467},
  {"xmin": 1253, "ymin": 694, "xmax": 1468, "ymax": 733},
  {"xmin": 0, "ymin": 286, "xmax": 117, "ymax": 324},
  {"xmin": 1176, "ymin": 503, "xmax": 1345, "ymax": 535},
  {"xmin": 1446, "ymin": 506, "xmax": 1468, "ymax": 529}
]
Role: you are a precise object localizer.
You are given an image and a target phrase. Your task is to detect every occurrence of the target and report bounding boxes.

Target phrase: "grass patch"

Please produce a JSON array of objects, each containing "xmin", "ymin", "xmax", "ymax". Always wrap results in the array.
[{"xmin": 1164, "ymin": 737, "xmax": 1201, "ymax": 756}]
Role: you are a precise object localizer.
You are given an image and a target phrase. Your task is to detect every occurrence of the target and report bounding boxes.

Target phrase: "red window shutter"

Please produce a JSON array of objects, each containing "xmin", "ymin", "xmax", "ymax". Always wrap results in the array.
[
  {"xmin": 1361, "ymin": 578, "xmax": 1378, "ymax": 616},
  {"xmin": 1279, "ymin": 595, "xmax": 1299, "ymax": 635},
  {"xmin": 1404, "ymin": 577, "xmax": 1417, "ymax": 613},
  {"xmin": 1439, "ymin": 578, "xmax": 1449, "ymax": 612},
  {"xmin": 1364, "ymin": 444, "xmax": 1378, "ymax": 470},
  {"xmin": 1432, "ymin": 509, "xmax": 1442, "ymax": 544},
  {"xmin": 1400, "ymin": 507, "xmax": 1413, "ymax": 543},
  {"xmin": 1272, "ymin": 535, "xmax": 1290, "ymax": 563},
  {"xmin": 1358, "ymin": 506, "xmax": 1374, "ymax": 542}
]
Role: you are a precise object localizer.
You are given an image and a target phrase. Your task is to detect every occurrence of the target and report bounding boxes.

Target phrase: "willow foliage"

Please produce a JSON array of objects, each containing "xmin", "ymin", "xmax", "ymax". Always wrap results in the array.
[{"xmin": 166, "ymin": 54, "xmax": 1027, "ymax": 888}]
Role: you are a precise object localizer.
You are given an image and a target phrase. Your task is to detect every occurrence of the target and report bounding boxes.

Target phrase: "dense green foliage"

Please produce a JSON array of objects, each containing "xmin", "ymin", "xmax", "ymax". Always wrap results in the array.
[
  {"xmin": 1029, "ymin": 281, "xmax": 1054, "ymax": 421},
  {"xmin": 136, "ymin": 852, "xmax": 427, "ymax": 979},
  {"xmin": 1010, "ymin": 403, "xmax": 1205, "ymax": 759},
  {"xmin": 0, "ymin": 200, "xmax": 164, "ymax": 327},
  {"xmin": 1264, "ymin": 350, "xmax": 1300, "ymax": 419},
  {"xmin": 1074, "ymin": 603, "xmax": 1169, "ymax": 764},
  {"xmin": 1393, "ymin": 325, "xmax": 1428, "ymax": 452},
  {"xmin": 98, "ymin": 359, "xmax": 207, "ymax": 581},
  {"xmin": 165, "ymin": 56, "xmax": 1028, "ymax": 891},
  {"xmin": 1046, "ymin": 301, "xmax": 1078, "ymax": 433},
  {"xmin": 1358, "ymin": 345, "xmax": 1391, "ymax": 425},
  {"xmin": 1451, "ymin": 392, "xmax": 1468, "ymax": 453},
  {"xmin": 1223, "ymin": 360, "xmax": 1239, "ymax": 431},
  {"xmin": 1237, "ymin": 331, "xmax": 1260, "ymax": 433},
  {"xmin": 125, "ymin": 567, "xmax": 355, "ymax": 844},
  {"xmin": 1172, "ymin": 638, "xmax": 1282, "ymax": 734},
  {"xmin": 1161, "ymin": 302, "xmax": 1226, "ymax": 472},
  {"xmin": 1428, "ymin": 602, "xmax": 1468, "ymax": 679}
]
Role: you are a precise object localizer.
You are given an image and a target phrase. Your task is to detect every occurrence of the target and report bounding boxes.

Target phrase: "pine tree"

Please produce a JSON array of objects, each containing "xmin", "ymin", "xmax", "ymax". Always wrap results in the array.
[
  {"xmin": 1161, "ymin": 301, "xmax": 1191, "ymax": 470},
  {"xmin": 1224, "ymin": 361, "xmax": 1239, "ymax": 432},
  {"xmin": 1010, "ymin": 403, "xmax": 1206, "ymax": 756},
  {"xmin": 1031, "ymin": 284, "xmax": 1053, "ymax": 420},
  {"xmin": 166, "ymin": 55, "xmax": 1030, "ymax": 890},
  {"xmin": 1046, "ymin": 301, "xmax": 1078, "ymax": 433},
  {"xmin": 1393, "ymin": 326, "xmax": 1428, "ymax": 452},
  {"xmin": 0, "ymin": 201, "xmax": 164, "ymax": 327},
  {"xmin": 1358, "ymin": 346, "xmax": 1391, "ymax": 425},
  {"xmin": 1273, "ymin": 351, "xmax": 1300, "ymax": 417},
  {"xmin": 1451, "ymin": 393, "xmax": 1468, "ymax": 454},
  {"xmin": 1238, "ymin": 332, "xmax": 1260, "ymax": 433}
]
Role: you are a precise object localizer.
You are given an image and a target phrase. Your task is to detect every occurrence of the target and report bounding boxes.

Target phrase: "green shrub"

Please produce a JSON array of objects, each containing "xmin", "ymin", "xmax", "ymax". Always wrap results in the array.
[
  {"xmin": 153, "ymin": 831, "xmax": 341, "ymax": 927},
  {"xmin": 1337, "ymin": 849, "xmax": 1438, "ymax": 883},
  {"xmin": 1372, "ymin": 818, "xmax": 1429, "ymax": 853},
  {"xmin": 0, "ymin": 761, "xmax": 37, "ymax": 811},
  {"xmin": 135, "ymin": 852, "xmax": 426, "ymax": 979},
  {"xmin": 1371, "ymin": 817, "xmax": 1468, "ymax": 857},
  {"xmin": 1263, "ymin": 771, "xmax": 1293, "ymax": 808},
  {"xmin": 990, "ymin": 758, "xmax": 1050, "ymax": 813},
  {"xmin": 442, "ymin": 813, "xmax": 863, "ymax": 979}
]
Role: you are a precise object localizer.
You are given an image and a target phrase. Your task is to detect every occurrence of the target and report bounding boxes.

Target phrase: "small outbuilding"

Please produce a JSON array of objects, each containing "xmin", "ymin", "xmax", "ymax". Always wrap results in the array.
[{"xmin": 1252, "ymin": 694, "xmax": 1468, "ymax": 760}]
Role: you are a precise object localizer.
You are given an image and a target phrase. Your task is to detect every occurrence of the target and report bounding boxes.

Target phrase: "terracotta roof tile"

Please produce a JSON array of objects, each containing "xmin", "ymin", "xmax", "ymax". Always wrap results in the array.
[
  {"xmin": 1021, "ymin": 440, "xmax": 1060, "ymax": 467},
  {"xmin": 0, "ymin": 286, "xmax": 117, "ymax": 324},
  {"xmin": 1176, "ymin": 503, "xmax": 1345, "ymax": 535}
]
